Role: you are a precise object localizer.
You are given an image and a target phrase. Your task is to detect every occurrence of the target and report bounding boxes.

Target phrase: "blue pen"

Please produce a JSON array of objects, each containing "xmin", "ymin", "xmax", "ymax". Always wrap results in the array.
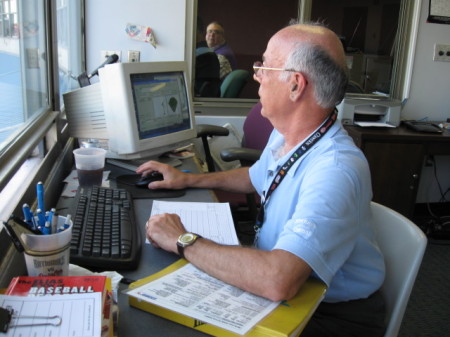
[
  {"xmin": 64, "ymin": 214, "xmax": 72, "ymax": 229},
  {"xmin": 42, "ymin": 221, "xmax": 51, "ymax": 235},
  {"xmin": 37, "ymin": 181, "xmax": 45, "ymax": 214},
  {"xmin": 31, "ymin": 215, "xmax": 39, "ymax": 231},
  {"xmin": 22, "ymin": 203, "xmax": 33, "ymax": 226},
  {"xmin": 36, "ymin": 208, "xmax": 46, "ymax": 229}
]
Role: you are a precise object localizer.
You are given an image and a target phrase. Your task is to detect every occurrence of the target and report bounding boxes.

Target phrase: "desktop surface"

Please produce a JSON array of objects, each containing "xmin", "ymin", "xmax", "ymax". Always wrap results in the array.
[{"xmin": 113, "ymin": 158, "xmax": 216, "ymax": 336}]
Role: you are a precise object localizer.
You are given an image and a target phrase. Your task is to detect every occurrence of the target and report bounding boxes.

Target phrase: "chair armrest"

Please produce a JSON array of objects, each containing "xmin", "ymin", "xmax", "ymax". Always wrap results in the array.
[
  {"xmin": 220, "ymin": 147, "xmax": 262, "ymax": 166},
  {"xmin": 196, "ymin": 124, "xmax": 230, "ymax": 138}
]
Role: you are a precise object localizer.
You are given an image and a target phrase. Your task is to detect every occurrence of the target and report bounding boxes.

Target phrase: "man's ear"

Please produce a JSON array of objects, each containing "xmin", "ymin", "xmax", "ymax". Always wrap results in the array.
[{"xmin": 289, "ymin": 73, "xmax": 307, "ymax": 101}]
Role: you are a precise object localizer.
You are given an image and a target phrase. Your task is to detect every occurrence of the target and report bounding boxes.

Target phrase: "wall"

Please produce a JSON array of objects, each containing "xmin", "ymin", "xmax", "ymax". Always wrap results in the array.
[
  {"xmin": 403, "ymin": 2, "xmax": 450, "ymax": 121},
  {"xmin": 403, "ymin": 1, "xmax": 450, "ymax": 203},
  {"xmin": 85, "ymin": 0, "xmax": 187, "ymax": 80}
]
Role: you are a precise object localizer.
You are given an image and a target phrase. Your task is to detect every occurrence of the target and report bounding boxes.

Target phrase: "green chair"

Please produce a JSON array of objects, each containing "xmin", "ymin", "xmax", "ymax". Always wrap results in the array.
[{"xmin": 220, "ymin": 69, "xmax": 249, "ymax": 98}]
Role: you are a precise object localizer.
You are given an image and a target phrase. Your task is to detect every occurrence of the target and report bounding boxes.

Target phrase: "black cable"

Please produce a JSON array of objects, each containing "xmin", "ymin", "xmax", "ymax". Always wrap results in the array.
[{"xmin": 431, "ymin": 157, "xmax": 446, "ymax": 201}]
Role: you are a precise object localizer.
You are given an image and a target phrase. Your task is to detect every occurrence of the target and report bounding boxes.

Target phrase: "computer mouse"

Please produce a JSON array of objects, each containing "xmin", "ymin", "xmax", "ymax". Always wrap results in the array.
[{"xmin": 135, "ymin": 172, "xmax": 164, "ymax": 188}]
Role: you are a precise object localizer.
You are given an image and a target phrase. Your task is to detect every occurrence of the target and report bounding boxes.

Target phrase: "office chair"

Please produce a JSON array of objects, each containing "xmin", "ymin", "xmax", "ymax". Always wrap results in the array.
[
  {"xmin": 194, "ymin": 51, "xmax": 221, "ymax": 97},
  {"xmin": 220, "ymin": 69, "xmax": 249, "ymax": 98},
  {"xmin": 370, "ymin": 202, "xmax": 427, "ymax": 337},
  {"xmin": 196, "ymin": 102, "xmax": 273, "ymax": 243}
]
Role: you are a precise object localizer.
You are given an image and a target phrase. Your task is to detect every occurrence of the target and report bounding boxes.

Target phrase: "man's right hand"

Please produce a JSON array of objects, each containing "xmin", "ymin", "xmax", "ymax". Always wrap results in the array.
[{"xmin": 136, "ymin": 160, "xmax": 190, "ymax": 190}]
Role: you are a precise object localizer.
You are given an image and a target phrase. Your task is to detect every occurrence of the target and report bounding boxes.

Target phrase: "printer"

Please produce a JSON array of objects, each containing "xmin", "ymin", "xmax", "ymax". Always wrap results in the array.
[{"xmin": 336, "ymin": 97, "xmax": 401, "ymax": 127}]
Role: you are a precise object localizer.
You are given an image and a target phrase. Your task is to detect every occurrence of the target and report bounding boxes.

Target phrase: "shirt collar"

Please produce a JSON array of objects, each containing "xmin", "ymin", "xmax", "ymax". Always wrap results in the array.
[{"xmin": 266, "ymin": 121, "xmax": 342, "ymax": 177}]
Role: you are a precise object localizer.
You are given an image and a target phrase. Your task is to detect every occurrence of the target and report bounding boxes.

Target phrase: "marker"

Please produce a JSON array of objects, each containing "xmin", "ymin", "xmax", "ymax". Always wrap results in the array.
[
  {"xmin": 36, "ymin": 182, "xmax": 45, "ymax": 214},
  {"xmin": 22, "ymin": 204, "xmax": 33, "ymax": 226}
]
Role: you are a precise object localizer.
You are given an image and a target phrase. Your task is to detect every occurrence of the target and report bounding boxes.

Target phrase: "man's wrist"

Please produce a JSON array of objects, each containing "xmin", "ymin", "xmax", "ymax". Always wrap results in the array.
[{"xmin": 177, "ymin": 233, "xmax": 202, "ymax": 259}]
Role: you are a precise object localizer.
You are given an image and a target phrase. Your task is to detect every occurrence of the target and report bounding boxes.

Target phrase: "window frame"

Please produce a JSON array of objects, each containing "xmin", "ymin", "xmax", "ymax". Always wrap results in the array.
[{"xmin": 189, "ymin": 0, "xmax": 422, "ymax": 110}]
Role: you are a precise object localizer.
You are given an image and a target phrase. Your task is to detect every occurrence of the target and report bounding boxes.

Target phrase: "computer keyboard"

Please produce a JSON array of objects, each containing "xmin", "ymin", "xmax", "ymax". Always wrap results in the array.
[{"xmin": 68, "ymin": 185, "xmax": 141, "ymax": 270}]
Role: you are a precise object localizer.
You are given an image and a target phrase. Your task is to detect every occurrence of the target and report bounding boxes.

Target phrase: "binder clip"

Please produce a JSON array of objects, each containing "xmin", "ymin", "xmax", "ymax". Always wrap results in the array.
[{"xmin": 0, "ymin": 306, "xmax": 62, "ymax": 332}]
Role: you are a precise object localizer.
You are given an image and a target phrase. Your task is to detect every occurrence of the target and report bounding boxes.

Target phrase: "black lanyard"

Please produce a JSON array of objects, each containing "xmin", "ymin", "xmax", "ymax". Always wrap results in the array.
[{"xmin": 254, "ymin": 110, "xmax": 337, "ymax": 232}]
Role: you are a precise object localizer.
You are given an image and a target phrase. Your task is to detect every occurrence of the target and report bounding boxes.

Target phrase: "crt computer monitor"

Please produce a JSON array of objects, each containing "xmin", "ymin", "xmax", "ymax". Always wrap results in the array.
[
  {"xmin": 64, "ymin": 61, "xmax": 197, "ymax": 160},
  {"xmin": 98, "ymin": 61, "xmax": 196, "ymax": 160}
]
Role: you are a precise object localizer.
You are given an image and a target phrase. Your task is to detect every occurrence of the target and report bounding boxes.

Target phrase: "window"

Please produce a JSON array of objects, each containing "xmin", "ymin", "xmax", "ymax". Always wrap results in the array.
[
  {"xmin": 0, "ymin": 0, "xmax": 18, "ymax": 38},
  {"xmin": 0, "ymin": 0, "xmax": 83, "ymax": 227},
  {"xmin": 0, "ymin": 0, "xmax": 49, "ymax": 148},
  {"xmin": 193, "ymin": 0, "xmax": 421, "ymax": 102}
]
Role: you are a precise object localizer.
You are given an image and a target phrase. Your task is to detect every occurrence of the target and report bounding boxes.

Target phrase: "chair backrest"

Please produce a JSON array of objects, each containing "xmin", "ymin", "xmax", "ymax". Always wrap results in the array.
[
  {"xmin": 370, "ymin": 202, "xmax": 427, "ymax": 337},
  {"xmin": 242, "ymin": 101, "xmax": 273, "ymax": 150},
  {"xmin": 195, "ymin": 51, "xmax": 221, "ymax": 97},
  {"xmin": 220, "ymin": 69, "xmax": 249, "ymax": 98}
]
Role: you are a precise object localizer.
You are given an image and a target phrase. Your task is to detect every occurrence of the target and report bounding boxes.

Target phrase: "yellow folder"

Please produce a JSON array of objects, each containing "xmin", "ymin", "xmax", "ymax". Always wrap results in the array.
[{"xmin": 127, "ymin": 259, "xmax": 326, "ymax": 337}]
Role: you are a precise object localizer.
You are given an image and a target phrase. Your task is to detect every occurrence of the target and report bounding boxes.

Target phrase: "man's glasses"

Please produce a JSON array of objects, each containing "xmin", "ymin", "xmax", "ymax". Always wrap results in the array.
[{"xmin": 253, "ymin": 61, "xmax": 298, "ymax": 78}]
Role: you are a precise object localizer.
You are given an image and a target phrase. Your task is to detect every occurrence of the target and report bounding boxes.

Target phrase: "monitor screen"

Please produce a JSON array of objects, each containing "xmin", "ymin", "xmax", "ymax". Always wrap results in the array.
[{"xmin": 130, "ymin": 71, "xmax": 191, "ymax": 140}]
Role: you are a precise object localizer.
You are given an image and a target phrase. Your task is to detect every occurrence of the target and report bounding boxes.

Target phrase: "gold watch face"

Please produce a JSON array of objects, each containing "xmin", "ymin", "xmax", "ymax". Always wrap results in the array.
[{"xmin": 178, "ymin": 233, "xmax": 197, "ymax": 245}]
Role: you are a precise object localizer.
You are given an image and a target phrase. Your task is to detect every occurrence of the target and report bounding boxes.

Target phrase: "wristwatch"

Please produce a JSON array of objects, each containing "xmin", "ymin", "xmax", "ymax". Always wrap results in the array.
[{"xmin": 177, "ymin": 233, "xmax": 201, "ymax": 259}]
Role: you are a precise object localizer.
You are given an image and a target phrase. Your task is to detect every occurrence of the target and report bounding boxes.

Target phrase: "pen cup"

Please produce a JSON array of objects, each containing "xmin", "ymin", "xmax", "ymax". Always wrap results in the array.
[
  {"xmin": 73, "ymin": 147, "xmax": 107, "ymax": 187},
  {"xmin": 21, "ymin": 215, "xmax": 73, "ymax": 276}
]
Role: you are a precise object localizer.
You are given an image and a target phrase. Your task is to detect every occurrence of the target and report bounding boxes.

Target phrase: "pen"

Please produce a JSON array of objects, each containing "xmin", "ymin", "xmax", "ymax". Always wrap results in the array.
[
  {"xmin": 42, "ymin": 221, "xmax": 51, "ymax": 235},
  {"xmin": 36, "ymin": 181, "xmax": 45, "ymax": 214},
  {"xmin": 22, "ymin": 203, "xmax": 33, "ymax": 227},
  {"xmin": 48, "ymin": 208, "xmax": 57, "ymax": 233},
  {"xmin": 63, "ymin": 214, "xmax": 72, "ymax": 229},
  {"xmin": 36, "ymin": 209, "xmax": 46, "ymax": 229},
  {"xmin": 31, "ymin": 216, "xmax": 39, "ymax": 231}
]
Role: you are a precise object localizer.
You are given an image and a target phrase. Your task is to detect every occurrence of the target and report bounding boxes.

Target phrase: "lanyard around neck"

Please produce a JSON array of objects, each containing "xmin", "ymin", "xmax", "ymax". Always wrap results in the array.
[{"xmin": 254, "ymin": 110, "xmax": 337, "ymax": 232}]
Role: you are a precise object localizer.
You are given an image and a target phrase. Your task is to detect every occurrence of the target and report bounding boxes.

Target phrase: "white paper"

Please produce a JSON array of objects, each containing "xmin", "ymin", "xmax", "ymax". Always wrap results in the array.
[
  {"xmin": 149, "ymin": 201, "xmax": 239, "ymax": 245},
  {"xmin": 0, "ymin": 293, "xmax": 102, "ymax": 337},
  {"xmin": 354, "ymin": 121, "xmax": 396, "ymax": 128},
  {"xmin": 127, "ymin": 263, "xmax": 279, "ymax": 335}
]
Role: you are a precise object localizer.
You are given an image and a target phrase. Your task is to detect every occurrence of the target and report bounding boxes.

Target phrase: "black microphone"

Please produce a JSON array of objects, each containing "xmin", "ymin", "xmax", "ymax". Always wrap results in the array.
[{"xmin": 88, "ymin": 54, "xmax": 119, "ymax": 78}]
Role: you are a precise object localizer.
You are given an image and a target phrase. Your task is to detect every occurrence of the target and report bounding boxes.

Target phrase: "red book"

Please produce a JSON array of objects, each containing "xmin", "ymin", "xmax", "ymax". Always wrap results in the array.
[{"xmin": 6, "ymin": 276, "xmax": 113, "ymax": 336}]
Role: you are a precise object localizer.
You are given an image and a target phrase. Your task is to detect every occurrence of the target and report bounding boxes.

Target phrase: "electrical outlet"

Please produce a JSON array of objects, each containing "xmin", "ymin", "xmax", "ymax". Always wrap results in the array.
[
  {"xmin": 100, "ymin": 50, "xmax": 121, "ymax": 63},
  {"xmin": 433, "ymin": 44, "xmax": 450, "ymax": 62},
  {"xmin": 128, "ymin": 50, "xmax": 140, "ymax": 63}
]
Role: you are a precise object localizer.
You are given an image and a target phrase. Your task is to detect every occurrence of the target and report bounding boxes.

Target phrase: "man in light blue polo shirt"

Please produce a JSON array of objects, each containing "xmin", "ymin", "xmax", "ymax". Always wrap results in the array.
[{"xmin": 141, "ymin": 21, "xmax": 386, "ymax": 337}]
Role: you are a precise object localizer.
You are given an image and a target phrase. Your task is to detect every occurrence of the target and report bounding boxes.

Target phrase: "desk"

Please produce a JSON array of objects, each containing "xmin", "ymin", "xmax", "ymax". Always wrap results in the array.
[
  {"xmin": 57, "ymin": 157, "xmax": 324, "ymax": 336},
  {"xmin": 108, "ymin": 159, "xmax": 216, "ymax": 336},
  {"xmin": 344, "ymin": 125, "xmax": 450, "ymax": 218},
  {"xmin": 55, "ymin": 158, "xmax": 215, "ymax": 336}
]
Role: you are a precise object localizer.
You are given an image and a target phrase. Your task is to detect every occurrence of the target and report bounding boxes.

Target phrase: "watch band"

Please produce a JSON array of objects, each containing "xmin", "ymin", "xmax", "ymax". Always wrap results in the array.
[{"xmin": 177, "ymin": 233, "xmax": 201, "ymax": 259}]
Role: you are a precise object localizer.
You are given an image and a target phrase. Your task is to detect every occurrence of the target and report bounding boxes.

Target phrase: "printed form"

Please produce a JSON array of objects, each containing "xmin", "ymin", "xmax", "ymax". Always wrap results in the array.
[
  {"xmin": 127, "ymin": 263, "xmax": 279, "ymax": 335},
  {"xmin": 0, "ymin": 293, "xmax": 102, "ymax": 337},
  {"xmin": 148, "ymin": 201, "xmax": 239, "ymax": 245}
]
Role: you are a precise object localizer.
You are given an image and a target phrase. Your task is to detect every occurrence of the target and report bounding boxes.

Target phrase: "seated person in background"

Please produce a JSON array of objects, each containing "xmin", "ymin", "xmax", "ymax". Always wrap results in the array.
[
  {"xmin": 195, "ymin": 17, "xmax": 221, "ymax": 97},
  {"xmin": 206, "ymin": 21, "xmax": 237, "ymax": 77},
  {"xmin": 139, "ymin": 21, "xmax": 386, "ymax": 337}
]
